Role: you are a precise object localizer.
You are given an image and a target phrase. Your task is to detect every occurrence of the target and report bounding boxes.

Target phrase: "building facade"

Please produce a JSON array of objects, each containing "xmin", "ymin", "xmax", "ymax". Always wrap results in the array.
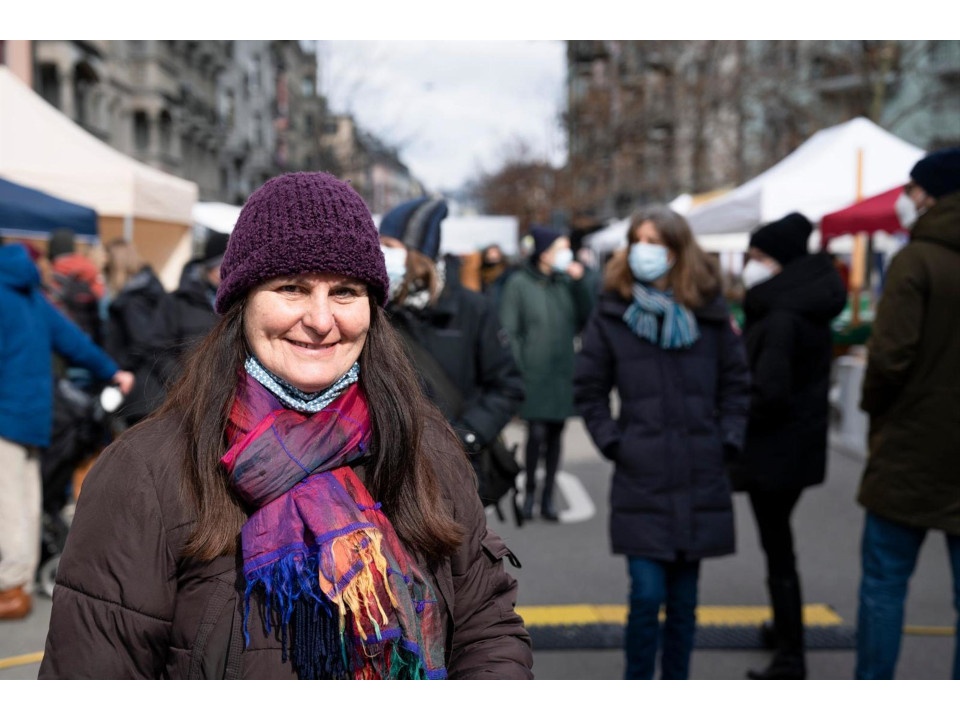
[
  {"xmin": 565, "ymin": 40, "xmax": 960, "ymax": 221},
  {"xmin": 20, "ymin": 40, "xmax": 420, "ymax": 209}
]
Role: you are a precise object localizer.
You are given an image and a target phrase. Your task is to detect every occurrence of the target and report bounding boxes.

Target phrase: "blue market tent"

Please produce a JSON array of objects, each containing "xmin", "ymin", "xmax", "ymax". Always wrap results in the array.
[{"xmin": 0, "ymin": 176, "xmax": 98, "ymax": 242}]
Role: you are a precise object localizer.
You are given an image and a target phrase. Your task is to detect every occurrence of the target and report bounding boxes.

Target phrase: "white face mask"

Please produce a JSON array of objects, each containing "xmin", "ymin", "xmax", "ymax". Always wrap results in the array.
[
  {"xmin": 741, "ymin": 259, "xmax": 776, "ymax": 290},
  {"xmin": 894, "ymin": 191, "xmax": 919, "ymax": 230},
  {"xmin": 550, "ymin": 247, "xmax": 574, "ymax": 273},
  {"xmin": 381, "ymin": 245, "xmax": 408, "ymax": 300}
]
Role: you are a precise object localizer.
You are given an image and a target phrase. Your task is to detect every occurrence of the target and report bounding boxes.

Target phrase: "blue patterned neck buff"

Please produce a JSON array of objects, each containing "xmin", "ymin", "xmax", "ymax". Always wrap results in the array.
[
  {"xmin": 623, "ymin": 282, "xmax": 700, "ymax": 350},
  {"xmin": 244, "ymin": 355, "xmax": 360, "ymax": 413}
]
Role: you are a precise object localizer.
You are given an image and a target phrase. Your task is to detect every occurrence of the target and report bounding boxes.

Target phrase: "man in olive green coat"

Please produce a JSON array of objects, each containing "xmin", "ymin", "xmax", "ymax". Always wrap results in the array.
[
  {"xmin": 500, "ymin": 226, "xmax": 596, "ymax": 521},
  {"xmin": 855, "ymin": 146, "xmax": 960, "ymax": 680}
]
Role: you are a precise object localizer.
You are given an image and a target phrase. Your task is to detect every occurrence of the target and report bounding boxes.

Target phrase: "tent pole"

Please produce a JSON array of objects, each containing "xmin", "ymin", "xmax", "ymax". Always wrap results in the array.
[
  {"xmin": 123, "ymin": 214, "xmax": 133, "ymax": 241},
  {"xmin": 851, "ymin": 150, "xmax": 865, "ymax": 326}
]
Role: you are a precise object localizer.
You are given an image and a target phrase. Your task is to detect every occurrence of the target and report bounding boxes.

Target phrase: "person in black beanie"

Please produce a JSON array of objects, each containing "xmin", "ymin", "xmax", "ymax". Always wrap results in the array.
[
  {"xmin": 732, "ymin": 211, "xmax": 847, "ymax": 679},
  {"xmin": 500, "ymin": 225, "xmax": 596, "ymax": 521},
  {"xmin": 855, "ymin": 146, "xmax": 960, "ymax": 680}
]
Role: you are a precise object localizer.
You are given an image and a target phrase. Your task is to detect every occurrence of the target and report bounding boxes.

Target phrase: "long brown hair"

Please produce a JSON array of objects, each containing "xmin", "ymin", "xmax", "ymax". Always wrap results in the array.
[
  {"xmin": 603, "ymin": 205, "xmax": 720, "ymax": 309},
  {"xmin": 155, "ymin": 294, "xmax": 464, "ymax": 563}
]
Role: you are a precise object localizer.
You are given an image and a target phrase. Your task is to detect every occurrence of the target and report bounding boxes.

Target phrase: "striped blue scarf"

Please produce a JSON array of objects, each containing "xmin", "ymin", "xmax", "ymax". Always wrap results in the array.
[{"xmin": 623, "ymin": 282, "xmax": 699, "ymax": 350}]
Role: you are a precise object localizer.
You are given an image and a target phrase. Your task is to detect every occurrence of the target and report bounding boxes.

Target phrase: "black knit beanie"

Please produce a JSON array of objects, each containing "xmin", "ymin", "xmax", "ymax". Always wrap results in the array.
[
  {"xmin": 748, "ymin": 212, "xmax": 813, "ymax": 267},
  {"xmin": 528, "ymin": 225, "xmax": 563, "ymax": 260},
  {"xmin": 214, "ymin": 172, "xmax": 388, "ymax": 314},
  {"xmin": 910, "ymin": 146, "xmax": 960, "ymax": 198}
]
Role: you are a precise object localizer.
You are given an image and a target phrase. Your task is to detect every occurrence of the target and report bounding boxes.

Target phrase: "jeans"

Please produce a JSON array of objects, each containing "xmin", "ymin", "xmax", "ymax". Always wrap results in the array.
[
  {"xmin": 855, "ymin": 511, "xmax": 960, "ymax": 679},
  {"xmin": 625, "ymin": 555, "xmax": 701, "ymax": 679}
]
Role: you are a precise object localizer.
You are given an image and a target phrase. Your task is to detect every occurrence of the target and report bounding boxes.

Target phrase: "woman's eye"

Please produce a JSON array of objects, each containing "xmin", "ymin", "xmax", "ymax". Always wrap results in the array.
[
  {"xmin": 277, "ymin": 284, "xmax": 303, "ymax": 294},
  {"xmin": 332, "ymin": 286, "xmax": 360, "ymax": 298}
]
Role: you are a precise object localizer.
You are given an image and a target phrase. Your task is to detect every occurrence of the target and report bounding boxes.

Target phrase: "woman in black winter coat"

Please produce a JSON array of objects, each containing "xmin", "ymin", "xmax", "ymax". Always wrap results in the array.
[
  {"xmin": 733, "ymin": 212, "xmax": 846, "ymax": 680},
  {"xmin": 378, "ymin": 197, "xmax": 524, "ymax": 512},
  {"xmin": 574, "ymin": 206, "xmax": 750, "ymax": 679}
]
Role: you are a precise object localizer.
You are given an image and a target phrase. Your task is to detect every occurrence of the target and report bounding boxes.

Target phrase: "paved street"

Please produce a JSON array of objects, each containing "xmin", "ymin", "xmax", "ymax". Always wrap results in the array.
[{"xmin": 2, "ymin": 416, "xmax": 956, "ymax": 681}]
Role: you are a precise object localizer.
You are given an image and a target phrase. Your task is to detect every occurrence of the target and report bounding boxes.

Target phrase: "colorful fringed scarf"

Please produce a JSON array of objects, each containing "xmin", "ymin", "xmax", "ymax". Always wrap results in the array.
[
  {"xmin": 222, "ymin": 372, "xmax": 447, "ymax": 679},
  {"xmin": 623, "ymin": 282, "xmax": 700, "ymax": 350}
]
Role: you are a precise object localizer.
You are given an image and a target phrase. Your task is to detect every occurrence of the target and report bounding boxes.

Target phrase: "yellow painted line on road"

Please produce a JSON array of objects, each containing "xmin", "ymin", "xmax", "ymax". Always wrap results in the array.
[
  {"xmin": 518, "ymin": 604, "xmax": 844, "ymax": 626},
  {"xmin": 903, "ymin": 625, "xmax": 955, "ymax": 637},
  {"xmin": 0, "ymin": 651, "xmax": 43, "ymax": 671}
]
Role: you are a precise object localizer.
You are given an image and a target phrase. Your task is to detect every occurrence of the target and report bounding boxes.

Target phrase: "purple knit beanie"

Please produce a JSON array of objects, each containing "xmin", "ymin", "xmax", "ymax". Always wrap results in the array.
[{"xmin": 214, "ymin": 172, "xmax": 388, "ymax": 314}]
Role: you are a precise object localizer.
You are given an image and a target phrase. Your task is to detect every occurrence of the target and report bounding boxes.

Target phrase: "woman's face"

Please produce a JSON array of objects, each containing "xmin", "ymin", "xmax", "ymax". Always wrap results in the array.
[
  {"xmin": 243, "ymin": 272, "xmax": 371, "ymax": 393},
  {"xmin": 632, "ymin": 220, "xmax": 676, "ymax": 265}
]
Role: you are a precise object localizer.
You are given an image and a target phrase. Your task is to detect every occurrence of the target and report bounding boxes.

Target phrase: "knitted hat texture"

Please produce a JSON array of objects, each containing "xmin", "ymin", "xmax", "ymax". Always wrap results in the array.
[
  {"xmin": 910, "ymin": 146, "xmax": 960, "ymax": 199},
  {"xmin": 214, "ymin": 172, "xmax": 387, "ymax": 314},
  {"xmin": 748, "ymin": 212, "xmax": 812, "ymax": 266},
  {"xmin": 379, "ymin": 196, "xmax": 448, "ymax": 261}
]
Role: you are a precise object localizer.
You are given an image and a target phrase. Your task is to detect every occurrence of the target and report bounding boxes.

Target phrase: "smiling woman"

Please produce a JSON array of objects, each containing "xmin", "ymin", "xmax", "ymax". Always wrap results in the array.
[
  {"xmin": 244, "ymin": 273, "xmax": 371, "ymax": 394},
  {"xmin": 38, "ymin": 172, "xmax": 533, "ymax": 680}
]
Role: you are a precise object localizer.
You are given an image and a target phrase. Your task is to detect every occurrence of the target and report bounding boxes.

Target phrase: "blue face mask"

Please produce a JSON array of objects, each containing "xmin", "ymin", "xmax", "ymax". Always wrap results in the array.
[
  {"xmin": 381, "ymin": 245, "xmax": 408, "ymax": 300},
  {"xmin": 628, "ymin": 242, "xmax": 673, "ymax": 282}
]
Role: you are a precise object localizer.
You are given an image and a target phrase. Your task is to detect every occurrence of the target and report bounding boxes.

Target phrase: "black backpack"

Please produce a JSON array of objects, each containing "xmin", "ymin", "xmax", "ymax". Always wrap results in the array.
[{"xmin": 50, "ymin": 271, "xmax": 103, "ymax": 345}]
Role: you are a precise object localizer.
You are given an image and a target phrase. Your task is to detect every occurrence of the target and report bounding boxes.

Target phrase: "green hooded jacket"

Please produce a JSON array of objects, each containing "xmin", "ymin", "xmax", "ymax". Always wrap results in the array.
[{"xmin": 499, "ymin": 263, "xmax": 596, "ymax": 421}]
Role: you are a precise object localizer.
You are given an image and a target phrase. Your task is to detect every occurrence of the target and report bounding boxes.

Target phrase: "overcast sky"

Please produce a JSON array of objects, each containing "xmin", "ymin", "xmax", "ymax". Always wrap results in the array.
[{"xmin": 316, "ymin": 40, "xmax": 567, "ymax": 194}]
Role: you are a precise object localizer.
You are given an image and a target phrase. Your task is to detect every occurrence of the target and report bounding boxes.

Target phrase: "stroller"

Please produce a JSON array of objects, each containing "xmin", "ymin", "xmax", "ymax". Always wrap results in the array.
[{"xmin": 38, "ymin": 377, "xmax": 122, "ymax": 597}]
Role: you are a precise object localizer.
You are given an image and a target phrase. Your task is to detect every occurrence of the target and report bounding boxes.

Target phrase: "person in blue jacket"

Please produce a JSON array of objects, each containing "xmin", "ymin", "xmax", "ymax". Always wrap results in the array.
[
  {"xmin": 573, "ymin": 206, "xmax": 750, "ymax": 679},
  {"xmin": 0, "ymin": 242, "xmax": 133, "ymax": 620}
]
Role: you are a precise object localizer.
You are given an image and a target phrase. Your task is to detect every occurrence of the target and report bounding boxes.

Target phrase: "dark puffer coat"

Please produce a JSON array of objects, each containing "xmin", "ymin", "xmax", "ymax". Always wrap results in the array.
[
  {"xmin": 732, "ymin": 252, "xmax": 846, "ymax": 493},
  {"xmin": 104, "ymin": 266, "xmax": 168, "ymax": 424},
  {"xmin": 858, "ymin": 190, "xmax": 960, "ymax": 534},
  {"xmin": 145, "ymin": 266, "xmax": 219, "ymax": 390},
  {"xmin": 573, "ymin": 291, "xmax": 750, "ymax": 561},
  {"xmin": 38, "ymin": 412, "xmax": 533, "ymax": 679},
  {"xmin": 388, "ymin": 279, "xmax": 523, "ymax": 448}
]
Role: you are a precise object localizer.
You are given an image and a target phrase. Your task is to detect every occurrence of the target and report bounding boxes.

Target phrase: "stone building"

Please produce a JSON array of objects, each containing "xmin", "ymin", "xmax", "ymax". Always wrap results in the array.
[
  {"xmin": 565, "ymin": 40, "xmax": 960, "ymax": 221},
  {"xmin": 21, "ymin": 40, "xmax": 418, "ymax": 208}
]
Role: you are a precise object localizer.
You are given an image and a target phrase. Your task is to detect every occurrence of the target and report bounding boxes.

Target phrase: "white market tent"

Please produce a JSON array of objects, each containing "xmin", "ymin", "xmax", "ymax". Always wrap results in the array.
[
  {"xmin": 683, "ymin": 117, "xmax": 924, "ymax": 238},
  {"xmin": 0, "ymin": 66, "xmax": 198, "ymax": 288},
  {"xmin": 585, "ymin": 117, "xmax": 924, "ymax": 259},
  {"xmin": 193, "ymin": 201, "xmax": 243, "ymax": 235}
]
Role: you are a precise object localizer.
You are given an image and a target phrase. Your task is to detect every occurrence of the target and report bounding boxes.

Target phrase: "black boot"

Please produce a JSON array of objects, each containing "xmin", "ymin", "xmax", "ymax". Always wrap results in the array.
[
  {"xmin": 522, "ymin": 492, "xmax": 536, "ymax": 520},
  {"xmin": 540, "ymin": 476, "xmax": 559, "ymax": 521},
  {"xmin": 747, "ymin": 576, "xmax": 807, "ymax": 679}
]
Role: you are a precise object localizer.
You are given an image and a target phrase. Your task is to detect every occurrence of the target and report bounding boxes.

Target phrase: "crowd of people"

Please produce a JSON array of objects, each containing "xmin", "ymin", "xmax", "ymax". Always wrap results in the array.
[{"xmin": 0, "ymin": 145, "xmax": 957, "ymax": 681}]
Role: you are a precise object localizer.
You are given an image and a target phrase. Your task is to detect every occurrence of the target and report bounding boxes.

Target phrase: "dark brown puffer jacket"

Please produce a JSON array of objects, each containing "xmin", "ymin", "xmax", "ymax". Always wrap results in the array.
[
  {"xmin": 38, "ymin": 412, "xmax": 533, "ymax": 679},
  {"xmin": 858, "ymin": 190, "xmax": 960, "ymax": 534}
]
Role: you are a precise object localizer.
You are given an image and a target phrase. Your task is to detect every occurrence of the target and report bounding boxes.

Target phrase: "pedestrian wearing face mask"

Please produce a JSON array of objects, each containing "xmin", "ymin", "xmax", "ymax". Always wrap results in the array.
[
  {"xmin": 854, "ymin": 146, "xmax": 960, "ymax": 680},
  {"xmin": 378, "ymin": 197, "xmax": 524, "ymax": 517},
  {"xmin": 573, "ymin": 206, "xmax": 750, "ymax": 679},
  {"xmin": 499, "ymin": 226, "xmax": 595, "ymax": 521},
  {"xmin": 732, "ymin": 212, "xmax": 846, "ymax": 680}
]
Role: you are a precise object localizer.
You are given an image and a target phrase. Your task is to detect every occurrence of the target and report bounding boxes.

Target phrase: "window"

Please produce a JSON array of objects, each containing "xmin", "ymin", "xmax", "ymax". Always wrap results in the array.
[{"xmin": 133, "ymin": 111, "xmax": 149, "ymax": 151}]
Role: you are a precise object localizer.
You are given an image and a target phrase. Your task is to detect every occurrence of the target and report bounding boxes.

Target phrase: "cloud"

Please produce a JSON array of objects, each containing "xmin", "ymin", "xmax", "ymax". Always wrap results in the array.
[{"xmin": 319, "ymin": 40, "xmax": 567, "ymax": 192}]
